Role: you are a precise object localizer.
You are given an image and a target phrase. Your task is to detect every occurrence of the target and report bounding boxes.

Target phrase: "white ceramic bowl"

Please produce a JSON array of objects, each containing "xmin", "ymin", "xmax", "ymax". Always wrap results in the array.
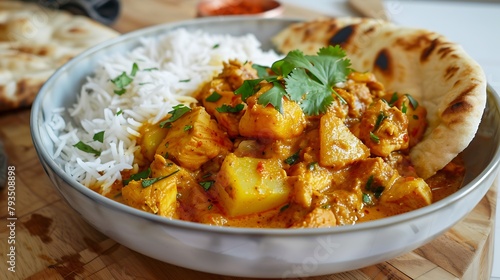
[{"xmin": 30, "ymin": 17, "xmax": 500, "ymax": 278}]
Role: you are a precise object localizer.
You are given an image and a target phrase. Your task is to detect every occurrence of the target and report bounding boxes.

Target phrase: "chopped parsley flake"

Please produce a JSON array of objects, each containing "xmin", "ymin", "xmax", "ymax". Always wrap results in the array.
[
  {"xmin": 199, "ymin": 180, "xmax": 214, "ymax": 191},
  {"xmin": 73, "ymin": 141, "xmax": 101, "ymax": 157},
  {"xmin": 205, "ymin": 91, "xmax": 222, "ymax": 102},
  {"xmin": 216, "ymin": 104, "xmax": 244, "ymax": 113},
  {"xmin": 141, "ymin": 169, "xmax": 179, "ymax": 188},
  {"xmin": 159, "ymin": 104, "xmax": 191, "ymax": 128},
  {"xmin": 284, "ymin": 150, "xmax": 300, "ymax": 165},
  {"xmin": 123, "ymin": 168, "xmax": 151, "ymax": 186},
  {"xmin": 93, "ymin": 131, "xmax": 104, "ymax": 143}
]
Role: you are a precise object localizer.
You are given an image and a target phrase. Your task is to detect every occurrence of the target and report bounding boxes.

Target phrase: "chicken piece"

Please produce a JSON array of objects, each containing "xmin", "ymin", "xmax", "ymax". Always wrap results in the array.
[
  {"xmin": 379, "ymin": 176, "xmax": 432, "ymax": 215},
  {"xmin": 239, "ymin": 83, "xmax": 306, "ymax": 140},
  {"xmin": 389, "ymin": 93, "xmax": 427, "ymax": 148},
  {"xmin": 348, "ymin": 71, "xmax": 385, "ymax": 97},
  {"xmin": 199, "ymin": 79, "xmax": 244, "ymax": 138},
  {"xmin": 290, "ymin": 207, "xmax": 337, "ymax": 228},
  {"xmin": 358, "ymin": 99, "xmax": 409, "ymax": 157},
  {"xmin": 287, "ymin": 162, "xmax": 333, "ymax": 208},
  {"xmin": 156, "ymin": 107, "xmax": 232, "ymax": 170},
  {"xmin": 328, "ymin": 189, "xmax": 363, "ymax": 225},
  {"xmin": 218, "ymin": 59, "xmax": 259, "ymax": 89},
  {"xmin": 122, "ymin": 155, "xmax": 181, "ymax": 217},
  {"xmin": 319, "ymin": 110, "xmax": 370, "ymax": 168}
]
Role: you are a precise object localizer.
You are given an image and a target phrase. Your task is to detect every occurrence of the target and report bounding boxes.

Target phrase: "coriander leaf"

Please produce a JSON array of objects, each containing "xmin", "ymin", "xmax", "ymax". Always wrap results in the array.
[
  {"xmin": 73, "ymin": 141, "xmax": 101, "ymax": 157},
  {"xmin": 116, "ymin": 109, "xmax": 123, "ymax": 116},
  {"xmin": 205, "ymin": 91, "xmax": 222, "ymax": 102},
  {"xmin": 93, "ymin": 131, "xmax": 104, "ymax": 143},
  {"xmin": 216, "ymin": 104, "xmax": 244, "ymax": 113},
  {"xmin": 257, "ymin": 82, "xmax": 286, "ymax": 113},
  {"xmin": 184, "ymin": 124, "xmax": 193, "ymax": 131},
  {"xmin": 235, "ymin": 79, "xmax": 264, "ymax": 101},
  {"xmin": 212, "ymin": 43, "xmax": 220, "ymax": 49},
  {"xmin": 369, "ymin": 132, "xmax": 380, "ymax": 143},
  {"xmin": 401, "ymin": 101, "xmax": 408, "ymax": 114},
  {"xmin": 285, "ymin": 68, "xmax": 334, "ymax": 115},
  {"xmin": 373, "ymin": 111, "xmax": 387, "ymax": 132},
  {"xmin": 130, "ymin": 62, "xmax": 139, "ymax": 77},
  {"xmin": 111, "ymin": 72, "xmax": 133, "ymax": 89},
  {"xmin": 280, "ymin": 46, "xmax": 352, "ymax": 115},
  {"xmin": 405, "ymin": 94, "xmax": 419, "ymax": 109},
  {"xmin": 141, "ymin": 169, "xmax": 179, "ymax": 188},
  {"xmin": 199, "ymin": 180, "xmax": 214, "ymax": 191},
  {"xmin": 179, "ymin": 79, "xmax": 191, "ymax": 83},
  {"xmin": 159, "ymin": 104, "xmax": 191, "ymax": 128},
  {"xmin": 114, "ymin": 88, "xmax": 126, "ymax": 96},
  {"xmin": 284, "ymin": 150, "xmax": 300, "ymax": 165},
  {"xmin": 123, "ymin": 167, "xmax": 151, "ymax": 185},
  {"xmin": 143, "ymin": 67, "xmax": 159, "ymax": 71},
  {"xmin": 252, "ymin": 64, "xmax": 270, "ymax": 78},
  {"xmin": 362, "ymin": 193, "xmax": 373, "ymax": 205},
  {"xmin": 271, "ymin": 58, "xmax": 295, "ymax": 77},
  {"xmin": 389, "ymin": 92, "xmax": 399, "ymax": 106}
]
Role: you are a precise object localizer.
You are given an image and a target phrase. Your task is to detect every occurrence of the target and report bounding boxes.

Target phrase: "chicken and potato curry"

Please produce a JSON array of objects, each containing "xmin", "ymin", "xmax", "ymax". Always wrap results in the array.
[{"xmin": 104, "ymin": 47, "xmax": 465, "ymax": 228}]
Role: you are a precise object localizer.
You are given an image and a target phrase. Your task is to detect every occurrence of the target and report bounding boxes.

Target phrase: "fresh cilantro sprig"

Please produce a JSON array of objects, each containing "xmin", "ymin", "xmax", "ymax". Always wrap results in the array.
[
  {"xmin": 234, "ymin": 45, "xmax": 352, "ymax": 115},
  {"xmin": 277, "ymin": 46, "xmax": 351, "ymax": 115}
]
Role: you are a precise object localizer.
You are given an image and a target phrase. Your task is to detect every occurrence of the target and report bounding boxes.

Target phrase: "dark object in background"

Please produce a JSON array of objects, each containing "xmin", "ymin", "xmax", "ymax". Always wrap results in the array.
[{"xmin": 22, "ymin": 0, "xmax": 121, "ymax": 25}]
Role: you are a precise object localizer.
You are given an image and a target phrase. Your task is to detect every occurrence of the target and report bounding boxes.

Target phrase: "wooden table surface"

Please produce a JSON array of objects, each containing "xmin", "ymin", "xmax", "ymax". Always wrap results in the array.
[{"xmin": 0, "ymin": 0, "xmax": 497, "ymax": 279}]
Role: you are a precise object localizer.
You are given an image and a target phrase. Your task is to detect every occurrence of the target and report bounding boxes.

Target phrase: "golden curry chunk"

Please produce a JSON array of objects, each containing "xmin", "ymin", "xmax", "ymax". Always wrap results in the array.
[
  {"xmin": 138, "ymin": 121, "xmax": 169, "ymax": 162},
  {"xmin": 319, "ymin": 111, "xmax": 370, "ymax": 168},
  {"xmin": 239, "ymin": 84, "xmax": 306, "ymax": 140},
  {"xmin": 156, "ymin": 107, "xmax": 232, "ymax": 170},
  {"xmin": 218, "ymin": 59, "xmax": 259, "ymax": 90},
  {"xmin": 214, "ymin": 153, "xmax": 291, "ymax": 217},
  {"xmin": 328, "ymin": 189, "xmax": 363, "ymax": 225},
  {"xmin": 287, "ymin": 162, "xmax": 333, "ymax": 208},
  {"xmin": 358, "ymin": 99, "xmax": 409, "ymax": 157},
  {"xmin": 122, "ymin": 155, "xmax": 180, "ymax": 217},
  {"xmin": 388, "ymin": 93, "xmax": 427, "ymax": 148},
  {"xmin": 380, "ymin": 177, "xmax": 432, "ymax": 214},
  {"xmin": 199, "ymin": 79, "xmax": 244, "ymax": 138},
  {"xmin": 291, "ymin": 207, "xmax": 337, "ymax": 228}
]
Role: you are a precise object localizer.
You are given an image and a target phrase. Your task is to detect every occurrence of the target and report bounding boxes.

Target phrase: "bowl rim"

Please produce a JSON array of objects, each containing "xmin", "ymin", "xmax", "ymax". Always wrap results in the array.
[{"xmin": 30, "ymin": 16, "xmax": 500, "ymax": 236}]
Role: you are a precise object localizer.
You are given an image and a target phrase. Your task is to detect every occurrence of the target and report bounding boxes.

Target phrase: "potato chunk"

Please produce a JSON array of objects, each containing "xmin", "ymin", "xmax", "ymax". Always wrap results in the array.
[
  {"xmin": 214, "ymin": 153, "xmax": 291, "ymax": 217},
  {"xmin": 239, "ymin": 83, "xmax": 306, "ymax": 140},
  {"xmin": 319, "ymin": 111, "xmax": 369, "ymax": 168},
  {"xmin": 138, "ymin": 121, "xmax": 169, "ymax": 162},
  {"xmin": 122, "ymin": 155, "xmax": 180, "ymax": 217},
  {"xmin": 156, "ymin": 107, "xmax": 232, "ymax": 170}
]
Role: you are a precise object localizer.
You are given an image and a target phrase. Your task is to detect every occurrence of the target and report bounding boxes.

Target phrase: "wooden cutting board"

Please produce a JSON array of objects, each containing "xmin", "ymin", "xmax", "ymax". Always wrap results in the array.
[{"xmin": 0, "ymin": 0, "xmax": 496, "ymax": 279}]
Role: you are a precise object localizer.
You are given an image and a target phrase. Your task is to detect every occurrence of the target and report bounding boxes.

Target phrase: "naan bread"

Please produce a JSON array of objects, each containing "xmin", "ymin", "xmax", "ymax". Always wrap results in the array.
[
  {"xmin": 0, "ymin": 1, "xmax": 119, "ymax": 112},
  {"xmin": 272, "ymin": 18, "xmax": 487, "ymax": 179}
]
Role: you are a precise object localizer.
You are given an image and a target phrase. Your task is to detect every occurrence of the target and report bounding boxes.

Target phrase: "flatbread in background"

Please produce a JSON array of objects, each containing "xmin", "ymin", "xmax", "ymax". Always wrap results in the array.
[
  {"xmin": 0, "ymin": 1, "xmax": 120, "ymax": 112},
  {"xmin": 272, "ymin": 17, "xmax": 487, "ymax": 179}
]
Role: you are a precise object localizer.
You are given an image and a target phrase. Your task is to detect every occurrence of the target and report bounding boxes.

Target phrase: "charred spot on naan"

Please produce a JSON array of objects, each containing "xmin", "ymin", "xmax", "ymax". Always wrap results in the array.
[
  {"xmin": 442, "ymin": 84, "xmax": 477, "ymax": 119},
  {"xmin": 329, "ymin": 24, "xmax": 355, "ymax": 47}
]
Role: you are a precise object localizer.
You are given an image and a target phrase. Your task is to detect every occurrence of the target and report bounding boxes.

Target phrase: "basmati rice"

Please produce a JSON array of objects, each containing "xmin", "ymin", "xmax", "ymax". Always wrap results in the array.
[{"xmin": 45, "ymin": 28, "xmax": 281, "ymax": 194}]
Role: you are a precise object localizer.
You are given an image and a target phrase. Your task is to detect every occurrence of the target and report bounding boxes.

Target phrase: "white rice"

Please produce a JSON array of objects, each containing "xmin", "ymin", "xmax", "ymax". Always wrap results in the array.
[{"xmin": 45, "ymin": 28, "xmax": 281, "ymax": 194}]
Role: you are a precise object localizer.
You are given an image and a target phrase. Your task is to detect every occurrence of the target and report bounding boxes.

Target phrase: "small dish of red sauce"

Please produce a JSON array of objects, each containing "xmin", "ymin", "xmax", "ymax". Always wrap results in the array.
[{"xmin": 197, "ymin": 0, "xmax": 283, "ymax": 18}]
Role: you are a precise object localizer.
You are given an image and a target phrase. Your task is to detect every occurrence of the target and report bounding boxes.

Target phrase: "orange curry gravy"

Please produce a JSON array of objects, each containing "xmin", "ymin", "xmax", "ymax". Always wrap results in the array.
[{"xmin": 97, "ymin": 60, "xmax": 466, "ymax": 228}]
